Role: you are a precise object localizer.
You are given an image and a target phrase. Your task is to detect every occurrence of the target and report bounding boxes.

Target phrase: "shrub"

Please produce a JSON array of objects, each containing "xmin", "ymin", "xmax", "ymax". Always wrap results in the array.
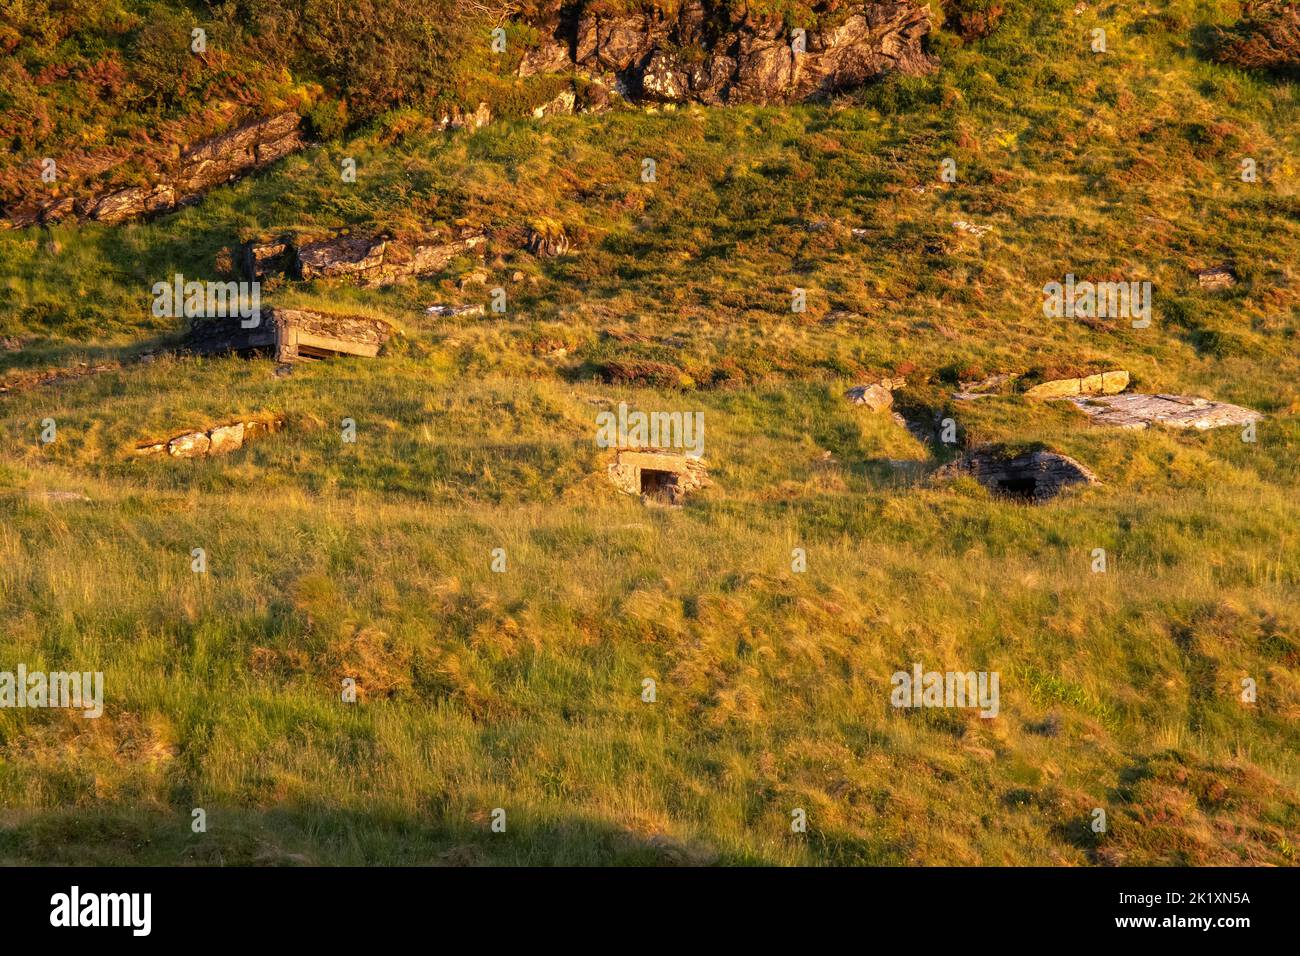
[
  {"xmin": 940, "ymin": 0, "xmax": 1007, "ymax": 43},
  {"xmin": 1211, "ymin": 0, "xmax": 1300, "ymax": 76}
]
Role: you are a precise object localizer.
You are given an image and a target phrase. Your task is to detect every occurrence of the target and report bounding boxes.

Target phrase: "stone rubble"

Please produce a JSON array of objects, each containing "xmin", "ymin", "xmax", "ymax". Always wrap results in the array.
[{"xmin": 135, "ymin": 416, "xmax": 285, "ymax": 460}]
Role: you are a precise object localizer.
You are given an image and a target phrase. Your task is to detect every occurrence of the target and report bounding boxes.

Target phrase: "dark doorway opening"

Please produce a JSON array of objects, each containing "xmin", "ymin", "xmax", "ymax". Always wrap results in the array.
[
  {"xmin": 640, "ymin": 468, "xmax": 681, "ymax": 503},
  {"xmin": 994, "ymin": 476, "xmax": 1039, "ymax": 500}
]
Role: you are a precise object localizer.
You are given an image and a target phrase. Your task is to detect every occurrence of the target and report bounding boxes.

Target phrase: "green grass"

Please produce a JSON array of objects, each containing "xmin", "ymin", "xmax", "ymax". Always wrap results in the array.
[{"xmin": 0, "ymin": 0, "xmax": 1297, "ymax": 865}]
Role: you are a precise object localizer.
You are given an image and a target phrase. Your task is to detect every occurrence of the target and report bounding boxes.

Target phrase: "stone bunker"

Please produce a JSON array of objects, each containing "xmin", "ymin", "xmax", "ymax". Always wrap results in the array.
[
  {"xmin": 184, "ymin": 307, "xmax": 394, "ymax": 363},
  {"xmin": 608, "ymin": 449, "xmax": 709, "ymax": 505},
  {"xmin": 941, "ymin": 446, "xmax": 1099, "ymax": 503}
]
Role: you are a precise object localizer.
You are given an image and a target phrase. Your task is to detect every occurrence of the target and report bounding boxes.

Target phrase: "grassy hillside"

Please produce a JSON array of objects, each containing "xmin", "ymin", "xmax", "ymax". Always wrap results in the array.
[{"xmin": 0, "ymin": 0, "xmax": 1297, "ymax": 865}]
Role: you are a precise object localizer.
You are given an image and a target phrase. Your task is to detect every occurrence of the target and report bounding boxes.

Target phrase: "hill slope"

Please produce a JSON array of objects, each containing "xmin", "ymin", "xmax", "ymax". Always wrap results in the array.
[{"xmin": 0, "ymin": 0, "xmax": 1297, "ymax": 865}]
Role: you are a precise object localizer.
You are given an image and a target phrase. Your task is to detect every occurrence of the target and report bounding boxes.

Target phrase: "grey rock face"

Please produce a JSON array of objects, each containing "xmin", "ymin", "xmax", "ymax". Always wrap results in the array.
[
  {"xmin": 239, "ymin": 232, "xmax": 487, "ymax": 285},
  {"xmin": 520, "ymin": 1, "xmax": 936, "ymax": 106}
]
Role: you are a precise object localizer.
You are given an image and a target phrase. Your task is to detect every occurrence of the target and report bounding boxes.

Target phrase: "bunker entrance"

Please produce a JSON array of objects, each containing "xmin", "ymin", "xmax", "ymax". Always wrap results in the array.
[
  {"xmin": 608, "ymin": 449, "xmax": 709, "ymax": 506},
  {"xmin": 942, "ymin": 446, "xmax": 1100, "ymax": 503},
  {"xmin": 993, "ymin": 475, "xmax": 1039, "ymax": 501},
  {"xmin": 640, "ymin": 468, "xmax": 681, "ymax": 503}
]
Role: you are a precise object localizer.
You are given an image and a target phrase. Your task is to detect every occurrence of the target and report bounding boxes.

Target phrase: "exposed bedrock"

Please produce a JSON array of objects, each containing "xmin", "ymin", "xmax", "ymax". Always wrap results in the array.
[
  {"xmin": 518, "ymin": 0, "xmax": 937, "ymax": 105},
  {"xmin": 4, "ymin": 112, "xmax": 305, "ymax": 229}
]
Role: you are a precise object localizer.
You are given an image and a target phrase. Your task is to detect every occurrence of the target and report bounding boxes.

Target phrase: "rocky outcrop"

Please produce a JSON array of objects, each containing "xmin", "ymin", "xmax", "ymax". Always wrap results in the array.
[
  {"xmin": 175, "ymin": 111, "xmax": 304, "ymax": 199},
  {"xmin": 518, "ymin": 1, "xmax": 936, "ymax": 106},
  {"xmin": 4, "ymin": 112, "xmax": 305, "ymax": 229},
  {"xmin": 525, "ymin": 220, "xmax": 571, "ymax": 257},
  {"xmin": 238, "ymin": 231, "xmax": 486, "ymax": 286},
  {"xmin": 134, "ymin": 416, "xmax": 284, "ymax": 459},
  {"xmin": 846, "ymin": 381, "xmax": 899, "ymax": 411}
]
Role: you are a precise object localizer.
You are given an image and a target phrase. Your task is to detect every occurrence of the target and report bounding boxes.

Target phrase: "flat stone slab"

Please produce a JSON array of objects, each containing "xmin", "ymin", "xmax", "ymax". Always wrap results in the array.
[
  {"xmin": 1062, "ymin": 393, "xmax": 1262, "ymax": 430},
  {"xmin": 1025, "ymin": 370, "xmax": 1129, "ymax": 400}
]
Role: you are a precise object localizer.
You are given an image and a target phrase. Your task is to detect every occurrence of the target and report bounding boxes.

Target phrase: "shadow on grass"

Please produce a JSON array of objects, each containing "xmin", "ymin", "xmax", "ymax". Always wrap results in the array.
[{"xmin": 0, "ymin": 806, "xmax": 784, "ymax": 867}]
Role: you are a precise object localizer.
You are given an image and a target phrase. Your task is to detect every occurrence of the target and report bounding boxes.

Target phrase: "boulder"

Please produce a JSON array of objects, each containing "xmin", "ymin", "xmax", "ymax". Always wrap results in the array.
[
  {"xmin": 532, "ymin": 89, "xmax": 577, "ymax": 117},
  {"xmin": 207, "ymin": 423, "xmax": 246, "ymax": 456},
  {"xmin": 296, "ymin": 233, "xmax": 389, "ymax": 281},
  {"xmin": 137, "ymin": 416, "xmax": 284, "ymax": 459},
  {"xmin": 518, "ymin": 41, "xmax": 572, "ymax": 77},
  {"xmin": 845, "ymin": 383, "xmax": 894, "ymax": 411},
  {"xmin": 167, "ymin": 432, "xmax": 211, "ymax": 458},
  {"xmin": 425, "ymin": 304, "xmax": 486, "ymax": 318}
]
